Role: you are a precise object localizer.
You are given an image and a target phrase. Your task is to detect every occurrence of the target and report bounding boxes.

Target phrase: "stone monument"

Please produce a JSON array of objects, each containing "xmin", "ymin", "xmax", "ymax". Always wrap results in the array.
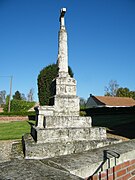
[{"xmin": 23, "ymin": 8, "xmax": 113, "ymax": 159}]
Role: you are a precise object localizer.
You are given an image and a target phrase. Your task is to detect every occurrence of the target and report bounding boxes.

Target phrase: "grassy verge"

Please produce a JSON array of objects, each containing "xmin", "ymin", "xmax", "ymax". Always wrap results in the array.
[{"xmin": 0, "ymin": 120, "xmax": 35, "ymax": 140}]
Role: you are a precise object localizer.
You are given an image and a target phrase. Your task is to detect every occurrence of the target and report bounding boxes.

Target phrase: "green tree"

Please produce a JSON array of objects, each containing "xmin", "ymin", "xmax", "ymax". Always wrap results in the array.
[
  {"xmin": 37, "ymin": 63, "xmax": 74, "ymax": 105},
  {"xmin": 116, "ymin": 87, "xmax": 135, "ymax": 100},
  {"xmin": 116, "ymin": 87, "xmax": 130, "ymax": 97},
  {"xmin": 130, "ymin": 91, "xmax": 135, "ymax": 100},
  {"xmin": 3, "ymin": 99, "xmax": 35, "ymax": 112},
  {"xmin": 13, "ymin": 91, "xmax": 22, "ymax": 100}
]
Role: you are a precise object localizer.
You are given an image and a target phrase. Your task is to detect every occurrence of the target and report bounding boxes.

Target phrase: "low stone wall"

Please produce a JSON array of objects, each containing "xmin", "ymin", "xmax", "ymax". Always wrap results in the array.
[
  {"xmin": 38, "ymin": 139, "xmax": 135, "ymax": 179},
  {"xmin": 0, "ymin": 116, "xmax": 28, "ymax": 121}
]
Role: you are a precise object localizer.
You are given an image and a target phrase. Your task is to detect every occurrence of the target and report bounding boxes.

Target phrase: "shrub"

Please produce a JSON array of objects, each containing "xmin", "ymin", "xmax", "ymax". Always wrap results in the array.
[
  {"xmin": 37, "ymin": 63, "xmax": 74, "ymax": 105},
  {"xmin": 3, "ymin": 100, "xmax": 35, "ymax": 113}
]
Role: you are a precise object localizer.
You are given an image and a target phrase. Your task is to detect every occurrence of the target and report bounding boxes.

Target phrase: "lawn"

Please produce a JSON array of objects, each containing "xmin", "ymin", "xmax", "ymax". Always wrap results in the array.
[{"xmin": 0, "ymin": 120, "xmax": 35, "ymax": 140}]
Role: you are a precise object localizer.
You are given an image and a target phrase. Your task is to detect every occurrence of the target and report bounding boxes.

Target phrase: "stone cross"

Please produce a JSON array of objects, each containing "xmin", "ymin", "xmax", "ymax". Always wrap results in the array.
[
  {"xmin": 60, "ymin": 8, "xmax": 66, "ymax": 29},
  {"xmin": 57, "ymin": 8, "xmax": 68, "ymax": 76}
]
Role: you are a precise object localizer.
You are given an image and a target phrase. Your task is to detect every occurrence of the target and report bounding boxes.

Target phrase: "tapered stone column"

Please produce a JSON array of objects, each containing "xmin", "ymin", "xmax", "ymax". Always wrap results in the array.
[
  {"xmin": 49, "ymin": 8, "xmax": 80, "ymax": 116},
  {"xmin": 57, "ymin": 8, "xmax": 68, "ymax": 77}
]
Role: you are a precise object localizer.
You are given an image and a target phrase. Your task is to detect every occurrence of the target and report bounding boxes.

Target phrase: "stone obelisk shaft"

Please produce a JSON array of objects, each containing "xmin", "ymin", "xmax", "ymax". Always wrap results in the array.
[{"xmin": 57, "ymin": 8, "xmax": 68, "ymax": 76}]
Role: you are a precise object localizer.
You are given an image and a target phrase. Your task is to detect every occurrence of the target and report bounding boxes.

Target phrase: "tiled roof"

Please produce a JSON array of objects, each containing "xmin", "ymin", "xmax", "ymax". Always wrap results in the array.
[{"xmin": 94, "ymin": 96, "xmax": 135, "ymax": 107}]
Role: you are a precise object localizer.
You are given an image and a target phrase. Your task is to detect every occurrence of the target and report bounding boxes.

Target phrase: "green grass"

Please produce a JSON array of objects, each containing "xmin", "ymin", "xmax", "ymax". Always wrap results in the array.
[{"xmin": 0, "ymin": 120, "xmax": 35, "ymax": 140}]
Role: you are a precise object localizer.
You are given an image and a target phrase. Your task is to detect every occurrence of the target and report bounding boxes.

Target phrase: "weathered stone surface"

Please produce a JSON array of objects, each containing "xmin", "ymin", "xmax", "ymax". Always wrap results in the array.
[
  {"xmin": 41, "ymin": 139, "xmax": 135, "ymax": 178},
  {"xmin": 44, "ymin": 116, "xmax": 92, "ymax": 128},
  {"xmin": 55, "ymin": 76, "xmax": 77, "ymax": 96},
  {"xmin": 57, "ymin": 28, "xmax": 68, "ymax": 75},
  {"xmin": 32, "ymin": 127, "xmax": 106, "ymax": 143},
  {"xmin": 24, "ymin": 133, "xmax": 119, "ymax": 159},
  {"xmin": 0, "ymin": 140, "xmax": 13, "ymax": 163},
  {"xmin": 36, "ymin": 115, "xmax": 91, "ymax": 129},
  {"xmin": 0, "ymin": 159, "xmax": 82, "ymax": 180},
  {"xmin": 0, "ymin": 140, "xmax": 24, "ymax": 163},
  {"xmin": 53, "ymin": 95, "xmax": 80, "ymax": 116}
]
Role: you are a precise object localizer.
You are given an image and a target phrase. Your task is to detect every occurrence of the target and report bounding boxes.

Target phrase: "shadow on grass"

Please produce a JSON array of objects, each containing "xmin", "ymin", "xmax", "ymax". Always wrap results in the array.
[
  {"xmin": 107, "ymin": 121, "xmax": 135, "ymax": 139},
  {"xmin": 27, "ymin": 121, "xmax": 35, "ymax": 127},
  {"xmin": 92, "ymin": 114, "xmax": 135, "ymax": 139}
]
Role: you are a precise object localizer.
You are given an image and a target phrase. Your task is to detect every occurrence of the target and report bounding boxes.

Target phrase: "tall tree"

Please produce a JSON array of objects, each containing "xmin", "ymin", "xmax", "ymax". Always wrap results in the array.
[
  {"xmin": 38, "ymin": 63, "xmax": 74, "ymax": 105},
  {"xmin": 104, "ymin": 80, "xmax": 119, "ymax": 96},
  {"xmin": 13, "ymin": 91, "xmax": 22, "ymax": 100}
]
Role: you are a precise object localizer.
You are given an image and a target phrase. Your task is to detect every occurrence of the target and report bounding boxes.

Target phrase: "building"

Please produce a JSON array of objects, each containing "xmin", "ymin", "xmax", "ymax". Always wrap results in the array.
[{"xmin": 86, "ymin": 94, "xmax": 135, "ymax": 108}]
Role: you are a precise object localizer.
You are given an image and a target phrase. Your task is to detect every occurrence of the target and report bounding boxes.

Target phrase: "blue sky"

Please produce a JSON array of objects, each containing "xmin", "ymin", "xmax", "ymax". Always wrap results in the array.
[{"xmin": 0, "ymin": 0, "xmax": 135, "ymax": 101}]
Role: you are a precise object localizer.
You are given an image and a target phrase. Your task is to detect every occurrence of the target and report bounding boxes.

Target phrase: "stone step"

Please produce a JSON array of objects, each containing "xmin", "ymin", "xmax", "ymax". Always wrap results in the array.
[
  {"xmin": 41, "ymin": 140, "xmax": 133, "ymax": 179},
  {"xmin": 23, "ymin": 133, "xmax": 120, "ymax": 159},
  {"xmin": 41, "ymin": 116, "xmax": 92, "ymax": 128},
  {"xmin": 31, "ymin": 126, "xmax": 106, "ymax": 143}
]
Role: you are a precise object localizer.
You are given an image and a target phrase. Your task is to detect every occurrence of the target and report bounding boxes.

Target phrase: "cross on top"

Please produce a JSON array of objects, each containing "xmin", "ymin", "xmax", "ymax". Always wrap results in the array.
[{"xmin": 60, "ymin": 8, "xmax": 66, "ymax": 28}]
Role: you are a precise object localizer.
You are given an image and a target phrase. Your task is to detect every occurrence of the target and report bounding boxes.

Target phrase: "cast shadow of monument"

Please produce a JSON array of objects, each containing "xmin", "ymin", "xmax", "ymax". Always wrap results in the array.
[{"xmin": 108, "ymin": 120, "xmax": 135, "ymax": 139}]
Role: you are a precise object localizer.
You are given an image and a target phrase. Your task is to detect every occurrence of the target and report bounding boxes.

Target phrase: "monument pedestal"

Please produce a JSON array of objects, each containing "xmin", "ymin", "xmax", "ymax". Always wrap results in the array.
[{"xmin": 23, "ymin": 122, "xmax": 119, "ymax": 159}]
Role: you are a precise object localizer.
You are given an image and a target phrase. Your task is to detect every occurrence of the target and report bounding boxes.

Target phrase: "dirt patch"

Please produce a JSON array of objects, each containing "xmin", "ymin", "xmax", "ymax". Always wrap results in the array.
[{"xmin": 107, "ymin": 132, "xmax": 129, "ymax": 141}]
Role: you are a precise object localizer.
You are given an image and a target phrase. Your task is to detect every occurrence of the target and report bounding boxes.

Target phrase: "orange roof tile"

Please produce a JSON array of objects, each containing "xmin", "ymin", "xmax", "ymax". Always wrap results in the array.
[{"xmin": 94, "ymin": 96, "xmax": 135, "ymax": 107}]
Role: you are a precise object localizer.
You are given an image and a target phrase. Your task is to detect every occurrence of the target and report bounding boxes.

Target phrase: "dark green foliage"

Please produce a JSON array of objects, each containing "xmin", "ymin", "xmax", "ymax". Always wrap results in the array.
[
  {"xmin": 3, "ymin": 100, "xmax": 35, "ymax": 112},
  {"xmin": 116, "ymin": 87, "xmax": 135, "ymax": 100},
  {"xmin": 37, "ymin": 63, "xmax": 74, "ymax": 105},
  {"xmin": 38, "ymin": 64, "xmax": 58, "ymax": 105},
  {"xmin": 13, "ymin": 91, "xmax": 22, "ymax": 100}
]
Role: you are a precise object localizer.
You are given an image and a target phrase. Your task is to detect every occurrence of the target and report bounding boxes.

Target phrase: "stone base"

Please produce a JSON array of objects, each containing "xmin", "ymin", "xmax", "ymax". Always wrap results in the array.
[
  {"xmin": 23, "ymin": 133, "xmax": 120, "ymax": 159},
  {"xmin": 36, "ymin": 115, "xmax": 92, "ymax": 128},
  {"xmin": 31, "ymin": 126, "xmax": 106, "ymax": 143},
  {"xmin": 23, "ymin": 115, "xmax": 110, "ymax": 159}
]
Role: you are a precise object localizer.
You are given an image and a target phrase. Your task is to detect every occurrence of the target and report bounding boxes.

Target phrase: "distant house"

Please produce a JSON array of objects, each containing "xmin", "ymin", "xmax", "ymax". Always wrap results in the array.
[{"xmin": 86, "ymin": 94, "xmax": 135, "ymax": 108}]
